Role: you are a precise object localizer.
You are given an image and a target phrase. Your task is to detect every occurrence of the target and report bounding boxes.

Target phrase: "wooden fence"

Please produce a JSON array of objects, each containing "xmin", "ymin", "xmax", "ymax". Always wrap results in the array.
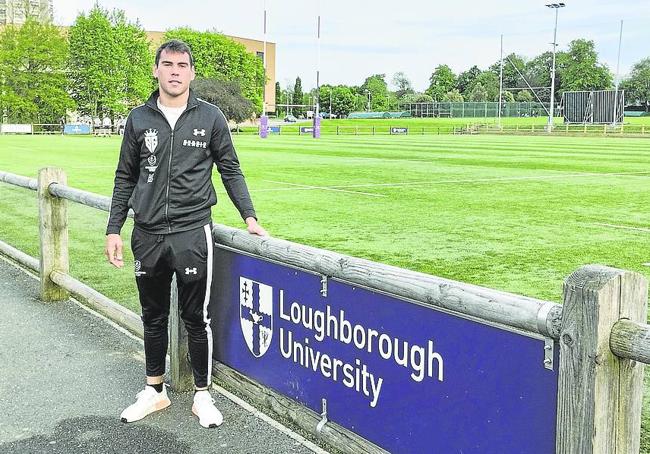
[{"xmin": 1, "ymin": 167, "xmax": 649, "ymax": 453}]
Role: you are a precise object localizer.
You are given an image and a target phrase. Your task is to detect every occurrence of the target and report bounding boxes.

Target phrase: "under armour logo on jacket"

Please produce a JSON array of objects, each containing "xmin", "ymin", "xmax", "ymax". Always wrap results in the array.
[
  {"xmin": 185, "ymin": 267, "xmax": 197, "ymax": 275},
  {"xmin": 193, "ymin": 129, "xmax": 206, "ymax": 136}
]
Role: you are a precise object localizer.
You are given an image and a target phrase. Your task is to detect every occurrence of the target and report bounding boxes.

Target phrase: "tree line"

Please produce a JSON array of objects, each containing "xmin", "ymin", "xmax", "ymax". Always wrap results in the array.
[
  {"xmin": 0, "ymin": 5, "xmax": 263, "ymax": 124},
  {"xmin": 278, "ymin": 39, "xmax": 650, "ymax": 118},
  {"xmin": 2, "ymin": 5, "xmax": 649, "ymax": 124}
]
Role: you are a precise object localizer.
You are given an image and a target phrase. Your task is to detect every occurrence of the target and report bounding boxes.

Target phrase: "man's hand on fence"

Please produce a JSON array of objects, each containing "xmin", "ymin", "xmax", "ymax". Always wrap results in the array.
[
  {"xmin": 245, "ymin": 217, "xmax": 268, "ymax": 237},
  {"xmin": 105, "ymin": 234, "xmax": 124, "ymax": 268}
]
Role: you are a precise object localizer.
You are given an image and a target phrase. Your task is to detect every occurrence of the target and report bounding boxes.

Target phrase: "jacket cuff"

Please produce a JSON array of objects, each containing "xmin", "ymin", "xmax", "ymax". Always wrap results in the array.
[
  {"xmin": 106, "ymin": 225, "xmax": 122, "ymax": 235},
  {"xmin": 241, "ymin": 210, "xmax": 257, "ymax": 222}
]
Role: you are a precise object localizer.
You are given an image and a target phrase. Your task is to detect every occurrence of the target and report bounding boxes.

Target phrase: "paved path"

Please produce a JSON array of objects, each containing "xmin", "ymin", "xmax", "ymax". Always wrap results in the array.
[{"xmin": 0, "ymin": 258, "xmax": 318, "ymax": 454}]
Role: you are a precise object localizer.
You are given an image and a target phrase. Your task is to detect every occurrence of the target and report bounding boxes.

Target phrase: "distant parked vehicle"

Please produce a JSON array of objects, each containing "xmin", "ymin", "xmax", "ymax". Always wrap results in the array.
[
  {"xmin": 284, "ymin": 114, "xmax": 298, "ymax": 123},
  {"xmin": 320, "ymin": 112, "xmax": 337, "ymax": 119}
]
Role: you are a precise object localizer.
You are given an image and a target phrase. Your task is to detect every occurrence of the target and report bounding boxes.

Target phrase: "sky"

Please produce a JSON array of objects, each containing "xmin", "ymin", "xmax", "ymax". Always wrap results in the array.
[{"xmin": 55, "ymin": 0, "xmax": 649, "ymax": 92}]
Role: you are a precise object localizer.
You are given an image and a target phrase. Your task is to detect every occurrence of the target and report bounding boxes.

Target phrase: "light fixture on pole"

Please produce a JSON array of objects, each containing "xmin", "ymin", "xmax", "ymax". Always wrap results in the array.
[
  {"xmin": 259, "ymin": 0, "xmax": 269, "ymax": 138},
  {"xmin": 546, "ymin": 2, "xmax": 565, "ymax": 131}
]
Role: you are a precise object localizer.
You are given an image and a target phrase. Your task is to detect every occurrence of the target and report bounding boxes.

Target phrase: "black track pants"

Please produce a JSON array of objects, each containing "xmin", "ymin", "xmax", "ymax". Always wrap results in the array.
[{"xmin": 131, "ymin": 224, "xmax": 214, "ymax": 388}]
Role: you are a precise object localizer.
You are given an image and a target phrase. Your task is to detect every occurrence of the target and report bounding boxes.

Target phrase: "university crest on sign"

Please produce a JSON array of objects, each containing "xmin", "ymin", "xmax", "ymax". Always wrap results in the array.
[{"xmin": 240, "ymin": 277, "xmax": 273, "ymax": 358}]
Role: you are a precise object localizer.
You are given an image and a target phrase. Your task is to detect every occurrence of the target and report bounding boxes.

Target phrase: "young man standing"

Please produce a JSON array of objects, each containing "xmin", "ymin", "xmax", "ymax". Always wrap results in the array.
[{"xmin": 105, "ymin": 39, "xmax": 266, "ymax": 428}]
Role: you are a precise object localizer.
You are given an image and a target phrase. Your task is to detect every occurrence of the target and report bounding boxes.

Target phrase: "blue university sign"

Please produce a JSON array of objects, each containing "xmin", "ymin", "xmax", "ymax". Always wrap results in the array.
[{"xmin": 212, "ymin": 247, "xmax": 559, "ymax": 452}]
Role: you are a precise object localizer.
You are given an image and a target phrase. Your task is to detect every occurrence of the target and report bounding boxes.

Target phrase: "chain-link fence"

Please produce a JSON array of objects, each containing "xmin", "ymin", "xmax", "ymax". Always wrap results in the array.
[{"xmin": 399, "ymin": 102, "xmax": 552, "ymax": 118}]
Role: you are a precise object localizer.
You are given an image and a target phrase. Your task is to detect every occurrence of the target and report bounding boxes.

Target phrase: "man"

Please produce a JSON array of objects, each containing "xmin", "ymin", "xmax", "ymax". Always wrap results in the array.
[{"xmin": 105, "ymin": 39, "xmax": 266, "ymax": 428}]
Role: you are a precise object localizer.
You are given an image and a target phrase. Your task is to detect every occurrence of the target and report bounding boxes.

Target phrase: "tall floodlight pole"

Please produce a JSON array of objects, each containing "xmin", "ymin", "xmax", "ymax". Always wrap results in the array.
[
  {"xmin": 612, "ymin": 20, "xmax": 623, "ymax": 125},
  {"xmin": 546, "ymin": 3, "xmax": 565, "ymax": 131},
  {"xmin": 313, "ymin": 0, "xmax": 321, "ymax": 138},
  {"xmin": 259, "ymin": 0, "xmax": 269, "ymax": 138},
  {"xmin": 498, "ymin": 34, "xmax": 504, "ymax": 128}
]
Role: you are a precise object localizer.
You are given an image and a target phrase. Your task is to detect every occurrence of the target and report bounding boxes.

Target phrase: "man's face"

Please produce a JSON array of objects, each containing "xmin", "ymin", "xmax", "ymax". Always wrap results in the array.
[{"xmin": 153, "ymin": 49, "xmax": 195, "ymax": 99}]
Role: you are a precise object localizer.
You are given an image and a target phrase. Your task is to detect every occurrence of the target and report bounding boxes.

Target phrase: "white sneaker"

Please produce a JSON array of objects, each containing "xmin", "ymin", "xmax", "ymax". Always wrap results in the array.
[
  {"xmin": 120, "ymin": 385, "xmax": 171, "ymax": 423},
  {"xmin": 192, "ymin": 390, "xmax": 223, "ymax": 428}
]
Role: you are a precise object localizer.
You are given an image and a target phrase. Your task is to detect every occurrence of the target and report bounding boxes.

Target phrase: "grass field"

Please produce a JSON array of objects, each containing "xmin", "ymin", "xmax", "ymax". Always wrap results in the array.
[{"xmin": 1, "ymin": 131, "xmax": 650, "ymax": 449}]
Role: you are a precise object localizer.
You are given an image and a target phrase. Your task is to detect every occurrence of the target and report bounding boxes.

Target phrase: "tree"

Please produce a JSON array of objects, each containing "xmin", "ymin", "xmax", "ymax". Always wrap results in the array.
[
  {"xmin": 414, "ymin": 93, "xmax": 434, "ymax": 103},
  {"xmin": 516, "ymin": 90, "xmax": 533, "ymax": 102},
  {"xmin": 392, "ymin": 71, "xmax": 413, "ymax": 99},
  {"xmin": 474, "ymin": 71, "xmax": 499, "ymax": 101},
  {"xmin": 0, "ymin": 17, "xmax": 73, "ymax": 123},
  {"xmin": 456, "ymin": 65, "xmax": 481, "ymax": 97},
  {"xmin": 326, "ymin": 85, "xmax": 356, "ymax": 117},
  {"xmin": 560, "ymin": 39, "xmax": 613, "ymax": 93},
  {"xmin": 360, "ymin": 74, "xmax": 389, "ymax": 111},
  {"xmin": 622, "ymin": 58, "xmax": 650, "ymax": 111},
  {"xmin": 426, "ymin": 65, "xmax": 456, "ymax": 101},
  {"xmin": 318, "ymin": 84, "xmax": 332, "ymax": 112},
  {"xmin": 191, "ymin": 78, "xmax": 254, "ymax": 124},
  {"xmin": 274, "ymin": 81, "xmax": 281, "ymax": 115},
  {"xmin": 442, "ymin": 89, "xmax": 464, "ymax": 102},
  {"xmin": 490, "ymin": 53, "xmax": 527, "ymax": 89},
  {"xmin": 293, "ymin": 76, "xmax": 304, "ymax": 116},
  {"xmin": 469, "ymin": 82, "xmax": 488, "ymax": 102},
  {"xmin": 501, "ymin": 91, "xmax": 515, "ymax": 103},
  {"xmin": 68, "ymin": 6, "xmax": 152, "ymax": 119},
  {"xmin": 165, "ymin": 28, "xmax": 265, "ymax": 114}
]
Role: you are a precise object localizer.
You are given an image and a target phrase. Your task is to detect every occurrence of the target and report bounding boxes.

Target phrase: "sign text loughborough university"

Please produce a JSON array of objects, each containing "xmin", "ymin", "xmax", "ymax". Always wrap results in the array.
[{"xmin": 212, "ymin": 247, "xmax": 559, "ymax": 453}]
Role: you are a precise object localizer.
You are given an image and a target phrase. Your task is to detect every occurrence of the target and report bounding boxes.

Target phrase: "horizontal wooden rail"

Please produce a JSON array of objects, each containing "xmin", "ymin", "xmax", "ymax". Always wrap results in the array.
[
  {"xmin": 610, "ymin": 319, "xmax": 650, "ymax": 364},
  {"xmin": 0, "ymin": 239, "xmax": 39, "ymax": 271},
  {"xmin": 212, "ymin": 224, "xmax": 563, "ymax": 339},
  {"xmin": 49, "ymin": 270, "xmax": 143, "ymax": 338},
  {"xmin": 49, "ymin": 182, "xmax": 114, "ymax": 213},
  {"xmin": 0, "ymin": 171, "xmax": 38, "ymax": 191}
]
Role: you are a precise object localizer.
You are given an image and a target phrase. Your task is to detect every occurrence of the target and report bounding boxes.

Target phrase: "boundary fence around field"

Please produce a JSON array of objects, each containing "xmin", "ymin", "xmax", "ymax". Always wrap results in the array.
[
  {"xmin": 237, "ymin": 123, "xmax": 650, "ymax": 138},
  {"xmin": 2, "ymin": 122, "xmax": 649, "ymax": 139},
  {"xmin": 1, "ymin": 168, "xmax": 649, "ymax": 453}
]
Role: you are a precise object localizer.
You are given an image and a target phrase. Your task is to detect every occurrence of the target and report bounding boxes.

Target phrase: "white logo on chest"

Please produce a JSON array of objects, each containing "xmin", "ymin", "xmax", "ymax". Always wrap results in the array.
[{"xmin": 144, "ymin": 129, "xmax": 158, "ymax": 154}]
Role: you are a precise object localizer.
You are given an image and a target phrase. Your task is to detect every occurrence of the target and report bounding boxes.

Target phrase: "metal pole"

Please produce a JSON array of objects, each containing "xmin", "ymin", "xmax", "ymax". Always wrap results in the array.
[
  {"xmin": 259, "ymin": 0, "xmax": 269, "ymax": 138},
  {"xmin": 313, "ymin": 0, "xmax": 321, "ymax": 138},
  {"xmin": 612, "ymin": 20, "xmax": 623, "ymax": 125},
  {"xmin": 498, "ymin": 34, "xmax": 504, "ymax": 128},
  {"xmin": 547, "ymin": 3, "xmax": 565, "ymax": 131}
]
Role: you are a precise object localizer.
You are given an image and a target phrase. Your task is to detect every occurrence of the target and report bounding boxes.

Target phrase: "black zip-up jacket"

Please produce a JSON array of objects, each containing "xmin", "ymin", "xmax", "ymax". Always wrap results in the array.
[{"xmin": 106, "ymin": 89, "xmax": 256, "ymax": 235}]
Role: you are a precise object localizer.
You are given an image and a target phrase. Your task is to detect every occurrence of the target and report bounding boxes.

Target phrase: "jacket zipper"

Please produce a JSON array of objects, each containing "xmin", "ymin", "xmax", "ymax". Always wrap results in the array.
[
  {"xmin": 155, "ymin": 102, "xmax": 198, "ymax": 233},
  {"xmin": 165, "ymin": 131, "xmax": 174, "ymax": 233}
]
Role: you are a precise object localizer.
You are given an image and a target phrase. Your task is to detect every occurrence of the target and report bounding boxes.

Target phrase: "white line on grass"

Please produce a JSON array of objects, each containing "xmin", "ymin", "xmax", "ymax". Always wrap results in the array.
[
  {"xmin": 251, "ymin": 171, "xmax": 650, "ymax": 193},
  {"xmin": 592, "ymin": 223, "xmax": 650, "ymax": 234},
  {"xmin": 262, "ymin": 180, "xmax": 388, "ymax": 198}
]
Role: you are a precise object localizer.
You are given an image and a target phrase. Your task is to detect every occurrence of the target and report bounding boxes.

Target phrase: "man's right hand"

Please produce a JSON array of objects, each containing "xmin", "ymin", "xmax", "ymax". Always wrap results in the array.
[{"xmin": 105, "ymin": 234, "xmax": 124, "ymax": 268}]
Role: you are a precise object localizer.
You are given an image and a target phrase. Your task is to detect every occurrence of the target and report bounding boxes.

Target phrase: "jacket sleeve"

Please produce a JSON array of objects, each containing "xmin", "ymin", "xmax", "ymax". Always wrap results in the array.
[
  {"xmin": 210, "ymin": 109, "xmax": 257, "ymax": 221},
  {"xmin": 106, "ymin": 115, "xmax": 139, "ymax": 235}
]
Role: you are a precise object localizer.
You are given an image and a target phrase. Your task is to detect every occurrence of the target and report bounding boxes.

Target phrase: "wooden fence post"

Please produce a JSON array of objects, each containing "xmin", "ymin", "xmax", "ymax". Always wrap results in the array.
[
  {"xmin": 169, "ymin": 273, "xmax": 193, "ymax": 391},
  {"xmin": 38, "ymin": 167, "xmax": 69, "ymax": 302},
  {"xmin": 556, "ymin": 265, "xmax": 647, "ymax": 453}
]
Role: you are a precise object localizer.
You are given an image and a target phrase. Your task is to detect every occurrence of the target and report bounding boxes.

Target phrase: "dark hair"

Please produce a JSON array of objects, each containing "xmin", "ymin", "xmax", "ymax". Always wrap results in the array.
[{"xmin": 155, "ymin": 39, "xmax": 194, "ymax": 67}]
